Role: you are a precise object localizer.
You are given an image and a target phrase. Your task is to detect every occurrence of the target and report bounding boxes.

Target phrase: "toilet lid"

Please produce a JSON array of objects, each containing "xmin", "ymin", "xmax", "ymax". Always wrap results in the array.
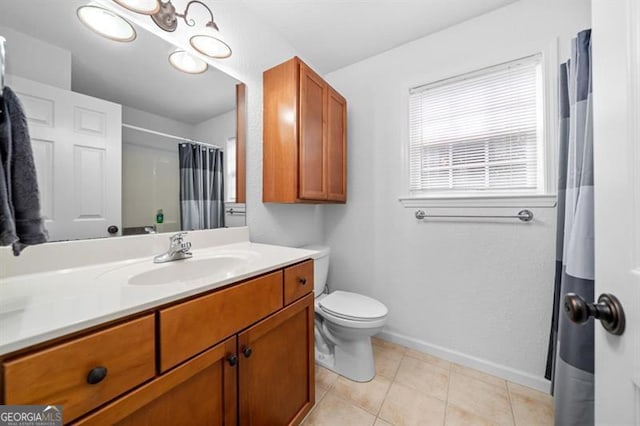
[{"xmin": 319, "ymin": 291, "xmax": 388, "ymax": 321}]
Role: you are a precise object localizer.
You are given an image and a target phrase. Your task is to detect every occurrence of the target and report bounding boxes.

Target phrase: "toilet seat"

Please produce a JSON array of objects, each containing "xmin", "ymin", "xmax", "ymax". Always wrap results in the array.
[{"xmin": 318, "ymin": 291, "xmax": 388, "ymax": 321}]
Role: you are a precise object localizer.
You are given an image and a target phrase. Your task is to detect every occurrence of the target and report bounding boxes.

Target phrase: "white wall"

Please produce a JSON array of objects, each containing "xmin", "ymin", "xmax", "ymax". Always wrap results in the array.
[
  {"xmin": 122, "ymin": 144, "xmax": 180, "ymax": 233},
  {"xmin": 122, "ymin": 105, "xmax": 197, "ymax": 150},
  {"xmin": 0, "ymin": 25, "xmax": 71, "ymax": 90},
  {"xmin": 194, "ymin": 109, "xmax": 237, "ymax": 203},
  {"xmin": 100, "ymin": 1, "xmax": 326, "ymax": 247},
  {"xmin": 324, "ymin": 0, "xmax": 591, "ymax": 391},
  {"xmin": 194, "ymin": 109, "xmax": 236, "ymax": 148},
  {"xmin": 121, "ymin": 106, "xmax": 198, "ymax": 232},
  {"xmin": 122, "ymin": 106, "xmax": 247, "ymax": 232}
]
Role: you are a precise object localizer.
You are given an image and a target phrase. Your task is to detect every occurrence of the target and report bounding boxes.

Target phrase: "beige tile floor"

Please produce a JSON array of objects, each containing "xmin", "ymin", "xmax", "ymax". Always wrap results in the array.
[{"xmin": 302, "ymin": 338, "xmax": 553, "ymax": 426}]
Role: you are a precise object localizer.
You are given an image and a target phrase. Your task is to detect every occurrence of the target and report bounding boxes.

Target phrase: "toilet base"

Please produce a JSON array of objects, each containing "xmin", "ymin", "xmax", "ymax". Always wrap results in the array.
[
  {"xmin": 314, "ymin": 336, "xmax": 376, "ymax": 383},
  {"xmin": 315, "ymin": 349, "xmax": 335, "ymax": 370}
]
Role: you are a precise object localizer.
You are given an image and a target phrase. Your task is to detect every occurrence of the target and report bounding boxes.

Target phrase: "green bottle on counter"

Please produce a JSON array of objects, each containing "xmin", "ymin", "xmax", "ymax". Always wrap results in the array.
[{"xmin": 156, "ymin": 209, "xmax": 164, "ymax": 224}]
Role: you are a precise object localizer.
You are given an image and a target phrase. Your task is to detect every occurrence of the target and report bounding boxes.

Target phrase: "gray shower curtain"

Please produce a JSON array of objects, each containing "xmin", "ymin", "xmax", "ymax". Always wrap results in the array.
[
  {"xmin": 179, "ymin": 143, "xmax": 225, "ymax": 230},
  {"xmin": 545, "ymin": 29, "xmax": 594, "ymax": 426}
]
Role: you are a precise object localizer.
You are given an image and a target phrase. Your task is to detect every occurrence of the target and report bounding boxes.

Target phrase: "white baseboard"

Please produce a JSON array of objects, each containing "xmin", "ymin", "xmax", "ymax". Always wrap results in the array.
[{"xmin": 377, "ymin": 330, "xmax": 551, "ymax": 394}]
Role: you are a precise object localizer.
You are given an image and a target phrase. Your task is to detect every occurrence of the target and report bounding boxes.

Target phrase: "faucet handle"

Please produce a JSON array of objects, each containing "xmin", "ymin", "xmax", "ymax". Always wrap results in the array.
[{"xmin": 169, "ymin": 231, "xmax": 188, "ymax": 243}]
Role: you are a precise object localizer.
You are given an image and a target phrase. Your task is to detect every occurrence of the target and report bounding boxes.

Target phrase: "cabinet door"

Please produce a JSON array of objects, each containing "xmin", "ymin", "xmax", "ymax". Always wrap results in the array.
[
  {"xmin": 299, "ymin": 63, "xmax": 327, "ymax": 200},
  {"xmin": 74, "ymin": 337, "xmax": 238, "ymax": 426},
  {"xmin": 326, "ymin": 88, "xmax": 347, "ymax": 202},
  {"xmin": 238, "ymin": 294, "xmax": 315, "ymax": 426}
]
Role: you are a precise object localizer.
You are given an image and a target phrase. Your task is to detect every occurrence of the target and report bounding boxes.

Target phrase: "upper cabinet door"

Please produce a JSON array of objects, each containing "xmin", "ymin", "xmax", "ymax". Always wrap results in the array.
[
  {"xmin": 326, "ymin": 88, "xmax": 347, "ymax": 202},
  {"xmin": 298, "ymin": 63, "xmax": 327, "ymax": 200}
]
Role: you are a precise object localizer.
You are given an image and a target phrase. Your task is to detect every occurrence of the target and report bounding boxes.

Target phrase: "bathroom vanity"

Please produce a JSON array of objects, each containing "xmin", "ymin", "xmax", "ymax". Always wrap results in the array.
[{"xmin": 0, "ymin": 228, "xmax": 316, "ymax": 425}]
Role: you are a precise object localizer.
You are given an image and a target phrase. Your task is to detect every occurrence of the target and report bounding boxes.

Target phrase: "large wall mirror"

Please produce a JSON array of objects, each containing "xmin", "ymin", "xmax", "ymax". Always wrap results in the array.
[{"xmin": 0, "ymin": 0, "xmax": 246, "ymax": 242}]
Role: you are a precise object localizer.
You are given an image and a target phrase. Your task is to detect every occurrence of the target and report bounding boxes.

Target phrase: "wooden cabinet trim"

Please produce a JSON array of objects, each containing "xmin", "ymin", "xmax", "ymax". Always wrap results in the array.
[
  {"xmin": 236, "ymin": 83, "xmax": 247, "ymax": 203},
  {"xmin": 298, "ymin": 62, "xmax": 328, "ymax": 201},
  {"xmin": 327, "ymin": 88, "xmax": 347, "ymax": 202},
  {"xmin": 263, "ymin": 57, "xmax": 300, "ymax": 202},
  {"xmin": 74, "ymin": 336, "xmax": 237, "ymax": 426}
]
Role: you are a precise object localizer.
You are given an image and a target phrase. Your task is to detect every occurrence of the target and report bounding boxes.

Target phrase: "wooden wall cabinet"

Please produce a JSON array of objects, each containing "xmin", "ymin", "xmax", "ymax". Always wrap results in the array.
[
  {"xmin": 263, "ymin": 57, "xmax": 347, "ymax": 203},
  {"xmin": 1, "ymin": 260, "xmax": 316, "ymax": 426}
]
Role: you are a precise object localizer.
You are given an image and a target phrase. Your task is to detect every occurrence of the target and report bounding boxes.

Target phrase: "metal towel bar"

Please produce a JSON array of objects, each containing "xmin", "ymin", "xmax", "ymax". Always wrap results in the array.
[
  {"xmin": 414, "ymin": 209, "xmax": 534, "ymax": 222},
  {"xmin": 226, "ymin": 208, "xmax": 245, "ymax": 216}
]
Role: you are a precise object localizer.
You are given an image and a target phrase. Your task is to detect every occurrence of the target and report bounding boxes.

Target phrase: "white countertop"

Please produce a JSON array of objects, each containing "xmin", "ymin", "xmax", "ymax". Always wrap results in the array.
[{"xmin": 0, "ymin": 241, "xmax": 316, "ymax": 356}]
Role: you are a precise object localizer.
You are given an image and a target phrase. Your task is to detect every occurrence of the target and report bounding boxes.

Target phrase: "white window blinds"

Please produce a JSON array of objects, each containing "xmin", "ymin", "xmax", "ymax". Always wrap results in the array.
[{"xmin": 409, "ymin": 55, "xmax": 543, "ymax": 194}]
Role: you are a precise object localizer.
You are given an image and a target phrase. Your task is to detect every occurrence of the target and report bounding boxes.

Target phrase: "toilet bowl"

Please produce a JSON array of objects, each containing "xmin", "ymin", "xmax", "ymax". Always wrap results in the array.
[{"xmin": 303, "ymin": 245, "xmax": 388, "ymax": 382}]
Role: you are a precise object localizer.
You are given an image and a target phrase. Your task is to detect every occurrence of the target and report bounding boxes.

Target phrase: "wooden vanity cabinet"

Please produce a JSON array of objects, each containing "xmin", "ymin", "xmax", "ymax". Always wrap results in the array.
[
  {"xmin": 1, "ymin": 260, "xmax": 315, "ymax": 426},
  {"xmin": 263, "ymin": 57, "xmax": 347, "ymax": 203},
  {"xmin": 239, "ymin": 294, "xmax": 314, "ymax": 425}
]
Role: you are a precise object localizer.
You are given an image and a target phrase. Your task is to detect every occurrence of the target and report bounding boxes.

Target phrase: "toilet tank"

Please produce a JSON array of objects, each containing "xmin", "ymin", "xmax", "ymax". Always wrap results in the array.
[{"xmin": 301, "ymin": 245, "xmax": 330, "ymax": 297}]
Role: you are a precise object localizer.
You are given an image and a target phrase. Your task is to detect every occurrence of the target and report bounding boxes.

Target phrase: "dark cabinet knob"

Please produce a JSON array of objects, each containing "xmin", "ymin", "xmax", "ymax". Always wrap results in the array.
[
  {"xmin": 107, "ymin": 225, "xmax": 119, "ymax": 234},
  {"xmin": 242, "ymin": 347, "xmax": 253, "ymax": 358},
  {"xmin": 226, "ymin": 354, "xmax": 238, "ymax": 367},
  {"xmin": 564, "ymin": 293, "xmax": 625, "ymax": 336},
  {"xmin": 298, "ymin": 277, "xmax": 307, "ymax": 286},
  {"xmin": 86, "ymin": 366, "xmax": 108, "ymax": 384}
]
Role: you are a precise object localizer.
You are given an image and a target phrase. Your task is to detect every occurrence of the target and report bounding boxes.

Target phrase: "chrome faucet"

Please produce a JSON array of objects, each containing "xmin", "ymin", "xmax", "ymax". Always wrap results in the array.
[{"xmin": 153, "ymin": 232, "xmax": 192, "ymax": 263}]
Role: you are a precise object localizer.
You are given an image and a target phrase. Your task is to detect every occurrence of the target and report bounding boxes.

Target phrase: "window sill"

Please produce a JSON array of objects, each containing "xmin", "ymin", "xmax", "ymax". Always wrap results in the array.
[{"xmin": 398, "ymin": 194, "xmax": 557, "ymax": 208}]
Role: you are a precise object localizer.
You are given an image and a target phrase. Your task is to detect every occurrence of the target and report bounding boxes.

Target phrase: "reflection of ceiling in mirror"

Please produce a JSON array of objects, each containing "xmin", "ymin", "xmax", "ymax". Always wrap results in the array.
[{"xmin": 0, "ymin": 0, "xmax": 239, "ymax": 123}]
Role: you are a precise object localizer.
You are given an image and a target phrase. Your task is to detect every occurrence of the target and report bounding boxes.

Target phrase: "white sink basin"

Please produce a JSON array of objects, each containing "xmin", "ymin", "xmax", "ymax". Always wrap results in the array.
[
  {"xmin": 95, "ymin": 250, "xmax": 260, "ymax": 287},
  {"xmin": 129, "ymin": 256, "xmax": 249, "ymax": 286}
]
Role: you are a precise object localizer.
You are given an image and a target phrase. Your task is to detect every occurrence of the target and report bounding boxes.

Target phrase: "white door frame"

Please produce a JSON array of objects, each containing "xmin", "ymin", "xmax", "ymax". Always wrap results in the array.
[{"xmin": 592, "ymin": 0, "xmax": 640, "ymax": 423}]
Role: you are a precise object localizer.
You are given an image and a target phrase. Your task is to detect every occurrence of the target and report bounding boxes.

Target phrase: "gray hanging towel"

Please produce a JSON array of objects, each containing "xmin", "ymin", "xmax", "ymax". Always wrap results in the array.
[{"xmin": 0, "ymin": 86, "xmax": 48, "ymax": 255}]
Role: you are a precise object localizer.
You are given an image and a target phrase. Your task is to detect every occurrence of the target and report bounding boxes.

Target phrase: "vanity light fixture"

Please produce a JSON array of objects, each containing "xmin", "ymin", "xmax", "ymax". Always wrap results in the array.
[
  {"xmin": 190, "ymin": 34, "xmax": 231, "ymax": 59},
  {"xmin": 77, "ymin": 5, "xmax": 137, "ymax": 42},
  {"xmin": 113, "ymin": 0, "xmax": 232, "ymax": 58},
  {"xmin": 112, "ymin": 0, "xmax": 160, "ymax": 15},
  {"xmin": 168, "ymin": 49, "xmax": 208, "ymax": 74}
]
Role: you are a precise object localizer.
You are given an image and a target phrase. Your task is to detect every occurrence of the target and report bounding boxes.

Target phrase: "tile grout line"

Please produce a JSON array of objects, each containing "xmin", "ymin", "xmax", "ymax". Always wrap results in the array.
[
  {"xmin": 506, "ymin": 381, "xmax": 518, "ymax": 426},
  {"xmin": 442, "ymin": 361, "xmax": 453, "ymax": 426},
  {"xmin": 306, "ymin": 366, "xmax": 339, "ymax": 422},
  {"xmin": 373, "ymin": 344, "xmax": 404, "ymax": 423}
]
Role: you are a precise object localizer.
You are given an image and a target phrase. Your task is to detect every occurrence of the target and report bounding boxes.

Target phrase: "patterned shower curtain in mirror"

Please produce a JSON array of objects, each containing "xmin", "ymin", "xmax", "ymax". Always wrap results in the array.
[
  {"xmin": 179, "ymin": 143, "xmax": 225, "ymax": 230},
  {"xmin": 545, "ymin": 29, "xmax": 594, "ymax": 426}
]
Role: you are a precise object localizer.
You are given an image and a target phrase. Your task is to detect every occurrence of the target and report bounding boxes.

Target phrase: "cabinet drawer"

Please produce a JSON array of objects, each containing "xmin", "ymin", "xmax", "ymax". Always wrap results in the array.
[
  {"xmin": 3, "ymin": 315, "xmax": 155, "ymax": 423},
  {"xmin": 283, "ymin": 260, "xmax": 314, "ymax": 305},
  {"xmin": 159, "ymin": 271, "xmax": 283, "ymax": 372},
  {"xmin": 73, "ymin": 337, "xmax": 237, "ymax": 426}
]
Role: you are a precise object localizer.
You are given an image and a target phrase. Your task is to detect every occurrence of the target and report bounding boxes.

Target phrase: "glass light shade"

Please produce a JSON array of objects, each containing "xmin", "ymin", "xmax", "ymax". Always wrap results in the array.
[
  {"xmin": 190, "ymin": 35, "xmax": 232, "ymax": 59},
  {"xmin": 168, "ymin": 50, "xmax": 208, "ymax": 74},
  {"xmin": 77, "ymin": 5, "xmax": 136, "ymax": 42},
  {"xmin": 112, "ymin": 0, "xmax": 160, "ymax": 14}
]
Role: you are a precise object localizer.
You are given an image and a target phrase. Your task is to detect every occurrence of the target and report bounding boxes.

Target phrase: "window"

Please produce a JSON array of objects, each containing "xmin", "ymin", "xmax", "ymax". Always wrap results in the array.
[{"xmin": 408, "ymin": 55, "xmax": 544, "ymax": 197}]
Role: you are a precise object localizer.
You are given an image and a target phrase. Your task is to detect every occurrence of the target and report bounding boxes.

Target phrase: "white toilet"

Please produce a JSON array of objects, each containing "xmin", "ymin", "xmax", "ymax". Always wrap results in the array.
[{"xmin": 303, "ymin": 245, "xmax": 388, "ymax": 382}]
